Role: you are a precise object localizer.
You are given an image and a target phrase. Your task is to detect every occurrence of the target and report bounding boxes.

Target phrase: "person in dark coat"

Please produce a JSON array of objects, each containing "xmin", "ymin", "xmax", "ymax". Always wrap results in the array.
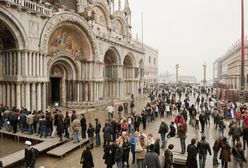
[
  {"xmin": 144, "ymin": 144, "xmax": 161, "ymax": 168},
  {"xmin": 122, "ymin": 137, "xmax": 130, "ymax": 167},
  {"xmin": 103, "ymin": 122, "xmax": 113, "ymax": 147},
  {"xmin": 95, "ymin": 118, "xmax": 101, "ymax": 147},
  {"xmin": 80, "ymin": 114, "xmax": 87, "ymax": 139},
  {"xmin": 87, "ymin": 123, "xmax": 95, "ymax": 148},
  {"xmin": 154, "ymin": 138, "xmax": 160, "ymax": 156},
  {"xmin": 56, "ymin": 112, "xmax": 64, "ymax": 141},
  {"xmin": 164, "ymin": 144, "xmax": 174, "ymax": 168},
  {"xmin": 63, "ymin": 112, "xmax": 70, "ymax": 139},
  {"xmin": 80, "ymin": 145, "xmax": 94, "ymax": 168},
  {"xmin": 134, "ymin": 113, "xmax": 141, "ymax": 132},
  {"xmin": 103, "ymin": 140, "xmax": 115, "ymax": 168},
  {"xmin": 186, "ymin": 138, "xmax": 198, "ymax": 168},
  {"xmin": 24, "ymin": 141, "xmax": 36, "ymax": 168},
  {"xmin": 219, "ymin": 137, "xmax": 231, "ymax": 168}
]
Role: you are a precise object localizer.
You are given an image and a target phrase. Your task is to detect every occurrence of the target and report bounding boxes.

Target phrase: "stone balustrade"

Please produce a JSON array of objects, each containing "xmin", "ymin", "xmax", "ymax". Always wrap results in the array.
[{"xmin": 3, "ymin": 0, "xmax": 52, "ymax": 17}]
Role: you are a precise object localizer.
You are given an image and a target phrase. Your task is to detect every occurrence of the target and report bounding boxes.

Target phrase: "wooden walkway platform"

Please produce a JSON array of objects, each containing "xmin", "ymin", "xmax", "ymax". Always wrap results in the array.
[
  {"xmin": 47, "ymin": 138, "xmax": 89, "ymax": 158},
  {"xmin": 0, "ymin": 130, "xmax": 44, "ymax": 142},
  {"xmin": 0, "ymin": 137, "xmax": 66, "ymax": 168},
  {"xmin": 173, "ymin": 151, "xmax": 187, "ymax": 165}
]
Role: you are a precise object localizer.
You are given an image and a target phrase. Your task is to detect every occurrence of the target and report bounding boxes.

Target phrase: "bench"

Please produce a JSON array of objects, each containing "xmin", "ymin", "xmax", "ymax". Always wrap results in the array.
[{"xmin": 47, "ymin": 138, "xmax": 89, "ymax": 158}]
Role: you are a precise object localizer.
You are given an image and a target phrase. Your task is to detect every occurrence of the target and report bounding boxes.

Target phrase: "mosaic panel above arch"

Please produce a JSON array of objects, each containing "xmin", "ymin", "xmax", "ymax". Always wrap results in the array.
[{"xmin": 48, "ymin": 26, "xmax": 91, "ymax": 61}]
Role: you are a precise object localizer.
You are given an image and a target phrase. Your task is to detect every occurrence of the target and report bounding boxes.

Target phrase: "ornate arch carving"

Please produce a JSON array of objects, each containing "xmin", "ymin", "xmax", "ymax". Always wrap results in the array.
[
  {"xmin": 39, "ymin": 12, "xmax": 98, "ymax": 60},
  {"xmin": 112, "ymin": 16, "xmax": 127, "ymax": 36},
  {"xmin": 91, "ymin": 1, "xmax": 111, "ymax": 27},
  {"xmin": 123, "ymin": 52, "xmax": 137, "ymax": 67},
  {"xmin": 0, "ymin": 7, "xmax": 28, "ymax": 49},
  {"xmin": 103, "ymin": 46, "xmax": 121, "ymax": 65}
]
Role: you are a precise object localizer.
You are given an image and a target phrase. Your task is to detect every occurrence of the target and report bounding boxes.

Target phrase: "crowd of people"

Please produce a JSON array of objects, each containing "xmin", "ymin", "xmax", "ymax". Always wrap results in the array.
[{"xmin": 1, "ymin": 84, "xmax": 248, "ymax": 168}]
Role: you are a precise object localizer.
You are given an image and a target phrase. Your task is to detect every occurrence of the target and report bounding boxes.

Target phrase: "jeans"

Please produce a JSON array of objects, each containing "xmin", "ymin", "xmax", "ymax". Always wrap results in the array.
[
  {"xmin": 73, "ymin": 130, "xmax": 79, "ymax": 143},
  {"xmin": 160, "ymin": 133, "xmax": 166, "ymax": 148},
  {"xmin": 213, "ymin": 151, "xmax": 219, "ymax": 165},
  {"xmin": 28, "ymin": 124, "xmax": 33, "ymax": 134},
  {"xmin": 45, "ymin": 127, "xmax": 51, "ymax": 137},
  {"xmin": 137, "ymin": 159, "xmax": 144, "ymax": 168},
  {"xmin": 180, "ymin": 137, "xmax": 186, "ymax": 153},
  {"xmin": 219, "ymin": 128, "xmax": 224, "ymax": 137},
  {"xmin": 20, "ymin": 122, "xmax": 27, "ymax": 133},
  {"xmin": 116, "ymin": 161, "xmax": 122, "ymax": 168},
  {"xmin": 95, "ymin": 133, "xmax": 101, "ymax": 146},
  {"xmin": 199, "ymin": 154, "xmax": 207, "ymax": 168},
  {"xmin": 40, "ymin": 126, "xmax": 47, "ymax": 138},
  {"xmin": 234, "ymin": 158, "xmax": 243, "ymax": 168}
]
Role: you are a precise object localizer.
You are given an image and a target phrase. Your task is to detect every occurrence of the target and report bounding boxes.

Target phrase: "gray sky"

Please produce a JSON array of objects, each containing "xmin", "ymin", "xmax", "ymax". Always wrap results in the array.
[{"xmin": 127, "ymin": 0, "xmax": 246, "ymax": 80}]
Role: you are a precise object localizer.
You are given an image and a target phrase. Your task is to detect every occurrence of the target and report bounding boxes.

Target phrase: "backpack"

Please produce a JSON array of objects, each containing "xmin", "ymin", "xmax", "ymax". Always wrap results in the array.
[{"xmin": 31, "ymin": 148, "xmax": 39, "ymax": 159}]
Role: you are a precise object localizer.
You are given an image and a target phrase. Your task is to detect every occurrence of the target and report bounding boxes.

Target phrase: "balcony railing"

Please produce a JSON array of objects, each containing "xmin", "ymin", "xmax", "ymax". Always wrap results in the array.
[{"xmin": 2, "ymin": 0, "xmax": 52, "ymax": 17}]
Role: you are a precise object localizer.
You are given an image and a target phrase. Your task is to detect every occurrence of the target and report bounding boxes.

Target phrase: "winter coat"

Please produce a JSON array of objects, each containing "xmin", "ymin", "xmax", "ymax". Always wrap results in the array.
[
  {"xmin": 80, "ymin": 117, "xmax": 87, "ymax": 131},
  {"xmin": 186, "ymin": 144, "xmax": 198, "ymax": 168},
  {"xmin": 103, "ymin": 126, "xmax": 112, "ymax": 141},
  {"xmin": 219, "ymin": 143, "xmax": 231, "ymax": 162},
  {"xmin": 24, "ymin": 148, "xmax": 36, "ymax": 167},
  {"xmin": 197, "ymin": 140, "xmax": 211, "ymax": 155},
  {"xmin": 72, "ymin": 119, "xmax": 81, "ymax": 131},
  {"xmin": 178, "ymin": 124, "xmax": 187, "ymax": 139},
  {"xmin": 243, "ymin": 126, "xmax": 248, "ymax": 139},
  {"xmin": 81, "ymin": 149, "xmax": 94, "ymax": 168},
  {"xmin": 232, "ymin": 146, "xmax": 247, "ymax": 162},
  {"xmin": 135, "ymin": 143, "xmax": 146, "ymax": 160},
  {"xmin": 26, "ymin": 114, "xmax": 34, "ymax": 125},
  {"xmin": 144, "ymin": 151, "xmax": 161, "ymax": 168},
  {"xmin": 95, "ymin": 122, "xmax": 101, "ymax": 134},
  {"xmin": 114, "ymin": 145, "xmax": 123, "ymax": 162},
  {"xmin": 164, "ymin": 149, "xmax": 173, "ymax": 168},
  {"xmin": 87, "ymin": 127, "xmax": 95, "ymax": 138},
  {"xmin": 103, "ymin": 144, "xmax": 115, "ymax": 166}
]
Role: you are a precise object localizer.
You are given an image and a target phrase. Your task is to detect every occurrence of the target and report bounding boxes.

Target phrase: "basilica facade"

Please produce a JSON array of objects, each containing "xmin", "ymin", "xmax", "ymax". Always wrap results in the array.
[{"xmin": 0, "ymin": 0, "xmax": 158, "ymax": 111}]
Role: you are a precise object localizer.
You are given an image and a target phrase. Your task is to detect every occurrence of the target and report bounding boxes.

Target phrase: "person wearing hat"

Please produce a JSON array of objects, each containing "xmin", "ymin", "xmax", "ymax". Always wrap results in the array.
[{"xmin": 24, "ymin": 141, "xmax": 36, "ymax": 168}]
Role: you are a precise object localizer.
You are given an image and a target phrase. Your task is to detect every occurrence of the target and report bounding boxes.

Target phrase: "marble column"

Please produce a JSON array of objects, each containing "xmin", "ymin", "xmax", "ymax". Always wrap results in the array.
[
  {"xmin": 6, "ymin": 83, "xmax": 11, "ymax": 107},
  {"xmin": 21, "ymin": 83, "xmax": 25, "ymax": 108},
  {"xmin": 11, "ymin": 83, "xmax": 16, "ymax": 108},
  {"xmin": 37, "ymin": 83, "xmax": 41, "ymax": 110},
  {"xmin": 85, "ymin": 82, "xmax": 88, "ymax": 101},
  {"xmin": 31, "ymin": 83, "xmax": 36, "ymax": 111},
  {"xmin": 42, "ymin": 83, "xmax": 46, "ymax": 111},
  {"xmin": 25, "ymin": 83, "xmax": 30, "ymax": 110},
  {"xmin": 0, "ymin": 83, "xmax": 2, "ymax": 104},
  {"xmin": 2, "ymin": 83, "xmax": 6, "ymax": 105},
  {"xmin": 17, "ymin": 51, "xmax": 21, "ymax": 76},
  {"xmin": 16, "ymin": 83, "xmax": 21, "ymax": 109}
]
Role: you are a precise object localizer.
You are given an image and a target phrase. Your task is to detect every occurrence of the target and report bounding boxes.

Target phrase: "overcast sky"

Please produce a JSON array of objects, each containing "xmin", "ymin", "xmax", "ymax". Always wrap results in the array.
[{"xmin": 126, "ymin": 0, "xmax": 247, "ymax": 81}]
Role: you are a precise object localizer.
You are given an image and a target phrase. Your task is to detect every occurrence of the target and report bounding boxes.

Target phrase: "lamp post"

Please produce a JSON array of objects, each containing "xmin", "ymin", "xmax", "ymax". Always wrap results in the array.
[
  {"xmin": 203, "ymin": 63, "xmax": 207, "ymax": 88},
  {"xmin": 240, "ymin": 0, "xmax": 245, "ymax": 102},
  {"xmin": 176, "ymin": 64, "xmax": 179, "ymax": 84}
]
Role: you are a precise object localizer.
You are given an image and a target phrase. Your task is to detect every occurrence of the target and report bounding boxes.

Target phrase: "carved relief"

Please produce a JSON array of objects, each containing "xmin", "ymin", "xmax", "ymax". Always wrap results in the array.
[
  {"xmin": 92, "ymin": 6, "xmax": 107, "ymax": 26},
  {"xmin": 40, "ymin": 12, "xmax": 98, "ymax": 59},
  {"xmin": 113, "ymin": 19, "xmax": 123, "ymax": 34},
  {"xmin": 29, "ymin": 20, "xmax": 39, "ymax": 38}
]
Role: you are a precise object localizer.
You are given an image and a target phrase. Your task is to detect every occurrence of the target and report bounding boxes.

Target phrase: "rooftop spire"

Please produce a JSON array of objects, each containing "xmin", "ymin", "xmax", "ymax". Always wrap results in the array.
[{"xmin": 124, "ymin": 0, "xmax": 131, "ymax": 13}]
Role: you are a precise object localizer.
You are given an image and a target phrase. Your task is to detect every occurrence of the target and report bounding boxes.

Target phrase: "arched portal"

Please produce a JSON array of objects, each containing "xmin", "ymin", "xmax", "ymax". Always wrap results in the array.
[
  {"xmin": 48, "ymin": 56, "xmax": 78, "ymax": 106},
  {"xmin": 103, "ymin": 48, "xmax": 120, "ymax": 98},
  {"xmin": 0, "ymin": 20, "xmax": 17, "ymax": 50}
]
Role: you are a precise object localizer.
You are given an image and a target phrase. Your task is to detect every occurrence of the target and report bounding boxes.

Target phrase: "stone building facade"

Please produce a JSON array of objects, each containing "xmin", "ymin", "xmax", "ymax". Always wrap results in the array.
[
  {"xmin": 0, "ymin": 0, "xmax": 158, "ymax": 111},
  {"xmin": 213, "ymin": 38, "xmax": 248, "ymax": 89}
]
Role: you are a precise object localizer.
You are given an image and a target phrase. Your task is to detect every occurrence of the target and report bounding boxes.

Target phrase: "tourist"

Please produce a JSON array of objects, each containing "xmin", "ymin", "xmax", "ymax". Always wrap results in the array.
[
  {"xmin": 127, "ymin": 115, "xmax": 133, "ymax": 134},
  {"xmin": 95, "ymin": 118, "xmax": 101, "ymax": 147},
  {"xmin": 232, "ymin": 141, "xmax": 247, "ymax": 168},
  {"xmin": 50, "ymin": 111, "xmax": 58, "ymax": 138},
  {"xmin": 45, "ymin": 112, "xmax": 53, "ymax": 137},
  {"xmin": 114, "ymin": 138, "xmax": 123, "ymax": 168},
  {"xmin": 212, "ymin": 136, "xmax": 222, "ymax": 166},
  {"xmin": 186, "ymin": 138, "xmax": 198, "ymax": 168},
  {"xmin": 141, "ymin": 110, "xmax": 147, "ymax": 130},
  {"xmin": 19, "ymin": 111, "xmax": 27, "ymax": 133},
  {"xmin": 72, "ymin": 115, "xmax": 80, "ymax": 143},
  {"xmin": 27, "ymin": 112, "xmax": 34, "ymax": 135},
  {"xmin": 71, "ymin": 110, "xmax": 77, "ymax": 122},
  {"xmin": 197, "ymin": 135, "xmax": 212, "ymax": 168},
  {"xmin": 39, "ymin": 114, "xmax": 47, "ymax": 138},
  {"xmin": 178, "ymin": 123, "xmax": 187, "ymax": 154},
  {"xmin": 122, "ymin": 136, "xmax": 130, "ymax": 167},
  {"xmin": 167, "ymin": 121, "xmax": 176, "ymax": 138},
  {"xmin": 218, "ymin": 118, "xmax": 226, "ymax": 137},
  {"xmin": 63, "ymin": 111, "xmax": 70, "ymax": 139},
  {"xmin": 242, "ymin": 123, "xmax": 248, "ymax": 150},
  {"xmin": 56, "ymin": 111, "xmax": 64, "ymax": 141},
  {"xmin": 24, "ymin": 140, "xmax": 37, "ymax": 168},
  {"xmin": 107, "ymin": 103, "xmax": 114, "ymax": 120},
  {"xmin": 80, "ymin": 114, "xmax": 87, "ymax": 139},
  {"xmin": 80, "ymin": 145, "xmax": 94, "ymax": 168},
  {"xmin": 134, "ymin": 113, "xmax": 141, "ymax": 132},
  {"xmin": 154, "ymin": 138, "xmax": 160, "ymax": 156},
  {"xmin": 130, "ymin": 131, "xmax": 139, "ymax": 164},
  {"xmin": 195, "ymin": 110, "xmax": 200, "ymax": 130},
  {"xmin": 135, "ymin": 136, "xmax": 146, "ymax": 168},
  {"xmin": 147, "ymin": 133, "xmax": 155, "ymax": 146},
  {"xmin": 9, "ymin": 109, "xmax": 18, "ymax": 133},
  {"xmin": 117, "ymin": 104, "xmax": 123, "ymax": 118},
  {"xmin": 219, "ymin": 137, "xmax": 231, "ymax": 168},
  {"xmin": 164, "ymin": 144, "xmax": 174, "ymax": 168},
  {"xmin": 229, "ymin": 121, "xmax": 243, "ymax": 146},
  {"xmin": 158, "ymin": 119, "xmax": 169, "ymax": 149},
  {"xmin": 121, "ymin": 119, "xmax": 128, "ymax": 133},
  {"xmin": 144, "ymin": 144, "xmax": 161, "ymax": 168},
  {"xmin": 235, "ymin": 110, "xmax": 242, "ymax": 126},
  {"xmin": 174, "ymin": 113, "xmax": 185, "ymax": 133},
  {"xmin": 199, "ymin": 110, "xmax": 206, "ymax": 133},
  {"xmin": 87, "ymin": 123, "xmax": 95, "ymax": 148},
  {"xmin": 103, "ymin": 140, "xmax": 115, "ymax": 168},
  {"xmin": 103, "ymin": 122, "xmax": 113, "ymax": 147}
]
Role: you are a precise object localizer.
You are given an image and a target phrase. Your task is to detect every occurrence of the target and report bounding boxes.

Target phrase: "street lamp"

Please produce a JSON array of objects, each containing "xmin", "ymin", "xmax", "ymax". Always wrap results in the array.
[{"xmin": 240, "ymin": 0, "xmax": 245, "ymax": 102}]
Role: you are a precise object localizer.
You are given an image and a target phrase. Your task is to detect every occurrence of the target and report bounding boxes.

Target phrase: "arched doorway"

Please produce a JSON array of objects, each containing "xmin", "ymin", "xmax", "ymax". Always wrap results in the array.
[
  {"xmin": 49, "ymin": 57, "xmax": 78, "ymax": 106},
  {"xmin": 123, "ymin": 55, "xmax": 135, "ymax": 95},
  {"xmin": 103, "ymin": 48, "xmax": 120, "ymax": 98}
]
